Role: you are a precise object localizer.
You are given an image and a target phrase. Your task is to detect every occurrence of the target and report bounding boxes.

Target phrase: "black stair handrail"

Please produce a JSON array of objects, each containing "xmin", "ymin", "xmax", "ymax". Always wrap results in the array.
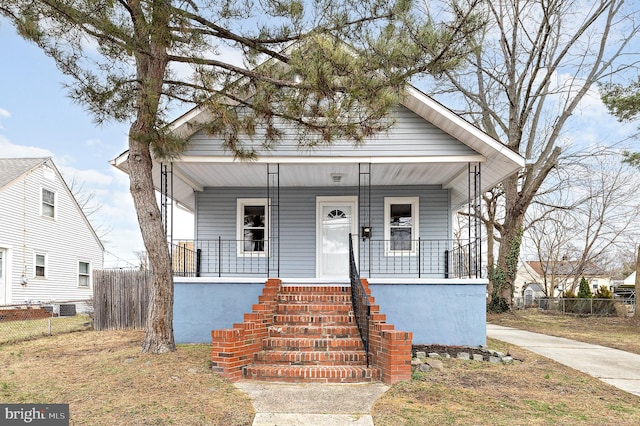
[{"xmin": 349, "ymin": 233, "xmax": 371, "ymax": 366}]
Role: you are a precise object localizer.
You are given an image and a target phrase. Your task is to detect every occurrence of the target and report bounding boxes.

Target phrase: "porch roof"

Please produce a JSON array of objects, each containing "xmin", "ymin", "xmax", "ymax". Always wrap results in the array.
[{"xmin": 110, "ymin": 86, "xmax": 525, "ymax": 212}]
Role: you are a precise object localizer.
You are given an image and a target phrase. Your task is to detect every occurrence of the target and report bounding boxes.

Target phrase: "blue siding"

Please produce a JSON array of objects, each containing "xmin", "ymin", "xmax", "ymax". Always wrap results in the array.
[
  {"xmin": 195, "ymin": 185, "xmax": 450, "ymax": 278},
  {"xmin": 184, "ymin": 106, "xmax": 477, "ymax": 158}
]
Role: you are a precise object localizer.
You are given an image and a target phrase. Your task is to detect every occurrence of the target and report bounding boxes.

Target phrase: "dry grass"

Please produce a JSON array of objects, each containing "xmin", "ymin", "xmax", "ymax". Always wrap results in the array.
[
  {"xmin": 0, "ymin": 330, "xmax": 254, "ymax": 425},
  {"xmin": 373, "ymin": 338, "xmax": 640, "ymax": 425},
  {"xmin": 487, "ymin": 309, "xmax": 640, "ymax": 355},
  {"xmin": 0, "ymin": 315, "xmax": 92, "ymax": 345}
]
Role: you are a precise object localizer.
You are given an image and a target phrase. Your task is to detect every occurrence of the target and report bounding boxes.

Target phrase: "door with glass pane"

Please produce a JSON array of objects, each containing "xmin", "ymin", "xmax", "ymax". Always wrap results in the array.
[{"xmin": 317, "ymin": 197, "xmax": 357, "ymax": 278}]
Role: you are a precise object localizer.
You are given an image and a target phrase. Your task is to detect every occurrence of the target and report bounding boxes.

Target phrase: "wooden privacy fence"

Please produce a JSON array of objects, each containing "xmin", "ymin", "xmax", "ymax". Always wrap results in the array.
[{"xmin": 93, "ymin": 269, "xmax": 150, "ymax": 330}]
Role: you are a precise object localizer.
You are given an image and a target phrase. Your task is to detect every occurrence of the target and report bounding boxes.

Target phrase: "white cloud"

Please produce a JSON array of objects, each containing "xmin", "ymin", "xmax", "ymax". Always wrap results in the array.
[
  {"xmin": 0, "ymin": 136, "xmax": 53, "ymax": 157},
  {"xmin": 58, "ymin": 165, "xmax": 113, "ymax": 187}
]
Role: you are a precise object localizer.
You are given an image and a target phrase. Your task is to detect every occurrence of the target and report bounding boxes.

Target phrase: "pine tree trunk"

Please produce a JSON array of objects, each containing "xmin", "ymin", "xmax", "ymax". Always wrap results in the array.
[
  {"xmin": 128, "ymin": 135, "xmax": 175, "ymax": 354},
  {"xmin": 128, "ymin": 0, "xmax": 175, "ymax": 353}
]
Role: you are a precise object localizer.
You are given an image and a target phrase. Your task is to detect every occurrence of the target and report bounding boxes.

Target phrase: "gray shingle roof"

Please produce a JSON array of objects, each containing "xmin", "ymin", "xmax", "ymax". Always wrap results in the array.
[{"xmin": 0, "ymin": 157, "xmax": 48, "ymax": 190}]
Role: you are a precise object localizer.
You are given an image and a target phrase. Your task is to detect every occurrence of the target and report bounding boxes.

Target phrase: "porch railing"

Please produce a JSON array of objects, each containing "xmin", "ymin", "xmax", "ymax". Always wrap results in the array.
[
  {"xmin": 170, "ymin": 237, "xmax": 480, "ymax": 278},
  {"xmin": 349, "ymin": 234, "xmax": 370, "ymax": 365},
  {"xmin": 170, "ymin": 239, "xmax": 268, "ymax": 277},
  {"xmin": 359, "ymin": 238, "xmax": 480, "ymax": 278}
]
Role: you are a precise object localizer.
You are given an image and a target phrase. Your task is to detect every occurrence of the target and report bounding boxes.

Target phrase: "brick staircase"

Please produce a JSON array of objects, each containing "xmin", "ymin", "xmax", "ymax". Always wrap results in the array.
[
  {"xmin": 244, "ymin": 285, "xmax": 380, "ymax": 383},
  {"xmin": 211, "ymin": 278, "xmax": 412, "ymax": 384}
]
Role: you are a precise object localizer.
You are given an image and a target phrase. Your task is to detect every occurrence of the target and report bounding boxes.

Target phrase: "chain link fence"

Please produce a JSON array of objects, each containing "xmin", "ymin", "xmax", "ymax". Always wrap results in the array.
[
  {"xmin": 515, "ymin": 296, "xmax": 635, "ymax": 316},
  {"xmin": 0, "ymin": 300, "xmax": 93, "ymax": 345}
]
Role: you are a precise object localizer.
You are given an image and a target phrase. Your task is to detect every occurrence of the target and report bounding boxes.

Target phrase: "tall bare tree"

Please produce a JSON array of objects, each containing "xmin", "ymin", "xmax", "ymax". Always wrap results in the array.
[
  {"xmin": 525, "ymin": 152, "xmax": 640, "ymax": 295},
  {"xmin": 421, "ymin": 0, "xmax": 640, "ymax": 309},
  {"xmin": 1, "ymin": 0, "xmax": 482, "ymax": 351}
]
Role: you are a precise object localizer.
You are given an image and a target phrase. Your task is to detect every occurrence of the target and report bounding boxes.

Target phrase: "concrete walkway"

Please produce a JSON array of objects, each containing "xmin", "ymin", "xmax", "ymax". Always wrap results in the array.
[
  {"xmin": 487, "ymin": 324, "xmax": 640, "ymax": 397},
  {"xmin": 234, "ymin": 381, "xmax": 389, "ymax": 426}
]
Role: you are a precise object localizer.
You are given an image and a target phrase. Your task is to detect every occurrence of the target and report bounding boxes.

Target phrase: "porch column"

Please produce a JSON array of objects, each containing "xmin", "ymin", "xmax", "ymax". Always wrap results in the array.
[
  {"xmin": 267, "ymin": 163, "xmax": 280, "ymax": 277},
  {"xmin": 468, "ymin": 162, "xmax": 482, "ymax": 278},
  {"xmin": 358, "ymin": 163, "xmax": 372, "ymax": 277},
  {"xmin": 160, "ymin": 162, "xmax": 174, "ymax": 247}
]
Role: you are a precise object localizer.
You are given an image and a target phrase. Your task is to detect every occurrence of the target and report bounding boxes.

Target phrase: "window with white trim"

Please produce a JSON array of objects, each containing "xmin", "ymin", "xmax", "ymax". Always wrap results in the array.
[
  {"xmin": 35, "ymin": 253, "xmax": 46, "ymax": 278},
  {"xmin": 78, "ymin": 261, "xmax": 91, "ymax": 287},
  {"xmin": 384, "ymin": 197, "xmax": 419, "ymax": 254},
  {"xmin": 237, "ymin": 199, "xmax": 268, "ymax": 256},
  {"xmin": 41, "ymin": 188, "xmax": 56, "ymax": 218}
]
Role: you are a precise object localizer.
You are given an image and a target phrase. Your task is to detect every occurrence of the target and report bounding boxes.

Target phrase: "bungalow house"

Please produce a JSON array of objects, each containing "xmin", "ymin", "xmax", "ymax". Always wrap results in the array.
[
  {"xmin": 0, "ymin": 158, "xmax": 104, "ymax": 308},
  {"xmin": 111, "ymin": 85, "xmax": 524, "ymax": 383},
  {"xmin": 514, "ymin": 259, "xmax": 612, "ymax": 299}
]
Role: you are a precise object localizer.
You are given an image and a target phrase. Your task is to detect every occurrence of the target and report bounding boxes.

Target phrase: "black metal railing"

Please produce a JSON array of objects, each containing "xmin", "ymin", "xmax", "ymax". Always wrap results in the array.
[
  {"xmin": 171, "ymin": 239, "xmax": 268, "ymax": 277},
  {"xmin": 170, "ymin": 242, "xmax": 200, "ymax": 277},
  {"xmin": 171, "ymin": 237, "xmax": 480, "ymax": 279},
  {"xmin": 349, "ymin": 233, "xmax": 370, "ymax": 366},
  {"xmin": 360, "ymin": 238, "xmax": 480, "ymax": 278}
]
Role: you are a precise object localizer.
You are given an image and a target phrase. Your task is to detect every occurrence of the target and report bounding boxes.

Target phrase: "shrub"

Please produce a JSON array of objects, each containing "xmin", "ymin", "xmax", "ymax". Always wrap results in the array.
[
  {"xmin": 577, "ymin": 276, "xmax": 593, "ymax": 299},
  {"xmin": 487, "ymin": 296, "xmax": 510, "ymax": 313},
  {"xmin": 563, "ymin": 289, "xmax": 576, "ymax": 298},
  {"xmin": 594, "ymin": 285, "xmax": 613, "ymax": 299}
]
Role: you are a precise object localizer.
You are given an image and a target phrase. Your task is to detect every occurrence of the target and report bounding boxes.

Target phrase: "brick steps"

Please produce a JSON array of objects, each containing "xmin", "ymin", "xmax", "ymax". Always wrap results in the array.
[
  {"xmin": 242, "ymin": 284, "xmax": 375, "ymax": 383},
  {"xmin": 244, "ymin": 365, "xmax": 380, "ymax": 383},
  {"xmin": 268, "ymin": 324, "xmax": 359, "ymax": 338},
  {"xmin": 276, "ymin": 303, "xmax": 352, "ymax": 314},
  {"xmin": 253, "ymin": 350, "xmax": 368, "ymax": 365},
  {"xmin": 211, "ymin": 278, "xmax": 413, "ymax": 385},
  {"xmin": 274, "ymin": 313, "xmax": 355, "ymax": 324},
  {"xmin": 262, "ymin": 336, "xmax": 364, "ymax": 351}
]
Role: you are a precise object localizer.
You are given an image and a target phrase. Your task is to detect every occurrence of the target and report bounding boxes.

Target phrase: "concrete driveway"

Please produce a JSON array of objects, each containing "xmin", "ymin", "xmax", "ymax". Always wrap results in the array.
[{"xmin": 487, "ymin": 324, "xmax": 640, "ymax": 397}]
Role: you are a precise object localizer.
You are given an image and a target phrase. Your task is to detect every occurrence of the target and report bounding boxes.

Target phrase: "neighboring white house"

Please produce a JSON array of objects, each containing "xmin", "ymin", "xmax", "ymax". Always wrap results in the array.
[
  {"xmin": 624, "ymin": 271, "xmax": 637, "ymax": 286},
  {"xmin": 514, "ymin": 260, "xmax": 612, "ymax": 299},
  {"xmin": 0, "ymin": 157, "xmax": 104, "ymax": 305}
]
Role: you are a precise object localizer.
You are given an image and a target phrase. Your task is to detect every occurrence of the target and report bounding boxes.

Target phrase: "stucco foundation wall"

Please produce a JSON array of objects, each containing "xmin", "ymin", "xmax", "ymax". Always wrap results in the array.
[
  {"xmin": 173, "ymin": 278, "xmax": 487, "ymax": 346},
  {"xmin": 174, "ymin": 279, "xmax": 264, "ymax": 344},
  {"xmin": 368, "ymin": 279, "xmax": 488, "ymax": 347}
]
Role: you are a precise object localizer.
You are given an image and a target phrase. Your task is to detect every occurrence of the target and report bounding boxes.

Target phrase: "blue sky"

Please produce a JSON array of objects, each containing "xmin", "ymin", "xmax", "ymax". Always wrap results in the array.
[
  {"xmin": 1, "ymin": 17, "xmax": 637, "ymax": 268},
  {"xmin": 0, "ymin": 23, "xmax": 193, "ymax": 267}
]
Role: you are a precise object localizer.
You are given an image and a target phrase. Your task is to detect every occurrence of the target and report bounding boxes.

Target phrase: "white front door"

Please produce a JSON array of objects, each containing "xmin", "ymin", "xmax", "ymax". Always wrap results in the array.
[
  {"xmin": 317, "ymin": 197, "xmax": 358, "ymax": 278},
  {"xmin": 0, "ymin": 249, "xmax": 6, "ymax": 305}
]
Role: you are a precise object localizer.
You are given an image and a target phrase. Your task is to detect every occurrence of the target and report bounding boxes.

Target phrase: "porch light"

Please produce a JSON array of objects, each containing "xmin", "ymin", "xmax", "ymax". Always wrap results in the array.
[{"xmin": 330, "ymin": 173, "xmax": 342, "ymax": 183}]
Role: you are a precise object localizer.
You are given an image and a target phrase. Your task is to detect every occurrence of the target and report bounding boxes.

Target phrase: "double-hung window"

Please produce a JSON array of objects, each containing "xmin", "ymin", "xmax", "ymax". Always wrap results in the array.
[
  {"xmin": 42, "ymin": 188, "xmax": 56, "ymax": 218},
  {"xmin": 78, "ymin": 261, "xmax": 91, "ymax": 287},
  {"xmin": 384, "ymin": 197, "xmax": 419, "ymax": 255},
  {"xmin": 237, "ymin": 199, "xmax": 268, "ymax": 256},
  {"xmin": 35, "ymin": 253, "xmax": 46, "ymax": 278}
]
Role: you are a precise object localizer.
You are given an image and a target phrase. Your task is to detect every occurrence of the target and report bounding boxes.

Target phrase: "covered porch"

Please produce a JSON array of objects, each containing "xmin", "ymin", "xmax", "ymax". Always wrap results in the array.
[{"xmin": 161, "ymin": 159, "xmax": 484, "ymax": 280}]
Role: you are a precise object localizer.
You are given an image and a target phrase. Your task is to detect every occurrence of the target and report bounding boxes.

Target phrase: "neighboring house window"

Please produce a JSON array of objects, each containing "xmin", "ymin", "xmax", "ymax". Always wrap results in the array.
[
  {"xmin": 78, "ymin": 261, "xmax": 91, "ymax": 287},
  {"xmin": 384, "ymin": 197, "xmax": 419, "ymax": 254},
  {"xmin": 591, "ymin": 279, "xmax": 599, "ymax": 291},
  {"xmin": 35, "ymin": 254, "xmax": 46, "ymax": 278},
  {"xmin": 237, "ymin": 199, "xmax": 268, "ymax": 255},
  {"xmin": 42, "ymin": 188, "xmax": 56, "ymax": 218}
]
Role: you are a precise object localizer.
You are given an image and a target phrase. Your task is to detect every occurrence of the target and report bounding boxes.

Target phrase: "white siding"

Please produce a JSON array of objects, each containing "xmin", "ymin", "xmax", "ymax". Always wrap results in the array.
[{"xmin": 0, "ymin": 163, "xmax": 103, "ymax": 304}]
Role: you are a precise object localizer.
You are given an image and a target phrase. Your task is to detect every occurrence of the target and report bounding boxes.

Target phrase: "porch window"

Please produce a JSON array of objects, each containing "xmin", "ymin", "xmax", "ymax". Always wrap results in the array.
[
  {"xmin": 35, "ymin": 253, "xmax": 46, "ymax": 278},
  {"xmin": 237, "ymin": 198, "xmax": 268, "ymax": 256},
  {"xmin": 78, "ymin": 261, "xmax": 90, "ymax": 287},
  {"xmin": 384, "ymin": 197, "xmax": 419, "ymax": 254},
  {"xmin": 41, "ymin": 188, "xmax": 56, "ymax": 218}
]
